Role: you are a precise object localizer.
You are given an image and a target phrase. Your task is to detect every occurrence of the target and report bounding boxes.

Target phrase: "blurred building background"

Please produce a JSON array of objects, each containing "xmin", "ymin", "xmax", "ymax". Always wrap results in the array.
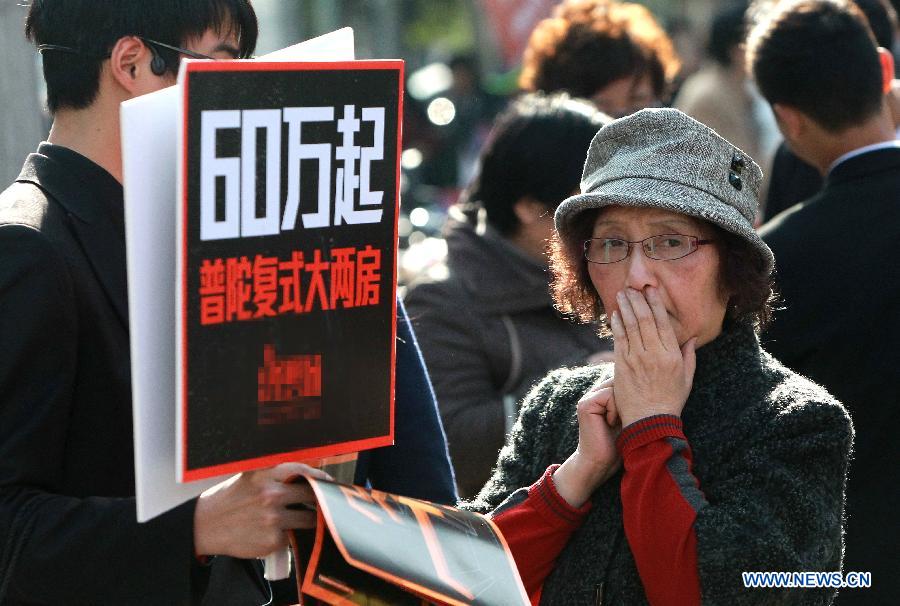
[{"xmin": 251, "ymin": 0, "xmax": 719, "ymax": 73}]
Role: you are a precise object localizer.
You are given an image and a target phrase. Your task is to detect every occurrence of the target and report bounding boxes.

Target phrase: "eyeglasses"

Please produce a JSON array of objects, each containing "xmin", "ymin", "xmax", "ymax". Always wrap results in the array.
[
  {"xmin": 37, "ymin": 37, "xmax": 215, "ymax": 61},
  {"xmin": 138, "ymin": 37, "xmax": 215, "ymax": 61},
  {"xmin": 583, "ymin": 234, "xmax": 714, "ymax": 264}
]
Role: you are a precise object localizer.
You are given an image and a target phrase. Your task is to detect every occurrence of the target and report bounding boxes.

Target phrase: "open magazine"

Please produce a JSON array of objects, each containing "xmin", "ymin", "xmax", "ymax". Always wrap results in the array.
[{"xmin": 291, "ymin": 476, "xmax": 529, "ymax": 606}]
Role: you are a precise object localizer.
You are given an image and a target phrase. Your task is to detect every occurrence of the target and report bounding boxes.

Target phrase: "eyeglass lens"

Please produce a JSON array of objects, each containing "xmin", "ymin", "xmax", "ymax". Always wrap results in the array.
[{"xmin": 584, "ymin": 235, "xmax": 698, "ymax": 263}]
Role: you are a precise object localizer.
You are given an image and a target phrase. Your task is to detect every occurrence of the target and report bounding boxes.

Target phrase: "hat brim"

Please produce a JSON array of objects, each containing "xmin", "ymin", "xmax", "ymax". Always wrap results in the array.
[{"xmin": 555, "ymin": 177, "xmax": 774, "ymax": 272}]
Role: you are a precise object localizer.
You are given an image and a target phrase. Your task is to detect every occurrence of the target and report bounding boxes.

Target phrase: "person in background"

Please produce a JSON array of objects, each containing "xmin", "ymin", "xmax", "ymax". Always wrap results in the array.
[
  {"xmin": 465, "ymin": 108, "xmax": 851, "ymax": 605},
  {"xmin": 762, "ymin": 0, "xmax": 898, "ymax": 220},
  {"xmin": 519, "ymin": 0, "xmax": 681, "ymax": 117},
  {"xmin": 404, "ymin": 93, "xmax": 610, "ymax": 498},
  {"xmin": 749, "ymin": 1, "xmax": 899, "ymax": 602},
  {"xmin": 675, "ymin": 1, "xmax": 778, "ymax": 185},
  {"xmin": 417, "ymin": 53, "xmax": 505, "ymax": 200},
  {"xmin": 445, "ymin": 53, "xmax": 507, "ymax": 188}
]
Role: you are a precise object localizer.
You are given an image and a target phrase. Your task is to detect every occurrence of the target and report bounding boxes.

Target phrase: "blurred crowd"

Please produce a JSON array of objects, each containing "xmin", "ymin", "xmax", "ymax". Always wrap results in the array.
[
  {"xmin": 398, "ymin": 0, "xmax": 900, "ymax": 274},
  {"xmin": 402, "ymin": 1, "xmax": 899, "ymax": 603},
  {"xmin": 2, "ymin": 1, "xmax": 898, "ymax": 604}
]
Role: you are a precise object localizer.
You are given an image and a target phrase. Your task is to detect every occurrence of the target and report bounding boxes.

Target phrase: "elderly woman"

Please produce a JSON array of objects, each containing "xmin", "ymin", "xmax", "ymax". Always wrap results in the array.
[{"xmin": 466, "ymin": 109, "xmax": 853, "ymax": 605}]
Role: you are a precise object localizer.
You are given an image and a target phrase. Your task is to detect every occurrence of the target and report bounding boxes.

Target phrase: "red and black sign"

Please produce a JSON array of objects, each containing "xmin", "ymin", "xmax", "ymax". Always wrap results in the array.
[
  {"xmin": 178, "ymin": 60, "xmax": 402, "ymax": 481},
  {"xmin": 295, "ymin": 477, "xmax": 530, "ymax": 606}
]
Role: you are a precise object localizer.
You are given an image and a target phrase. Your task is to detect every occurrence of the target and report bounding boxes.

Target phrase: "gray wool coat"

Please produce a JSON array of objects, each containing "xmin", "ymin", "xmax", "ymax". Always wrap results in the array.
[{"xmin": 465, "ymin": 322, "xmax": 853, "ymax": 605}]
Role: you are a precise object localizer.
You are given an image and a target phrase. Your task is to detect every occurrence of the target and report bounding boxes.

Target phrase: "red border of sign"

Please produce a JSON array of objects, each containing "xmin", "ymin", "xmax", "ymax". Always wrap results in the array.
[{"xmin": 180, "ymin": 60, "xmax": 403, "ymax": 483}]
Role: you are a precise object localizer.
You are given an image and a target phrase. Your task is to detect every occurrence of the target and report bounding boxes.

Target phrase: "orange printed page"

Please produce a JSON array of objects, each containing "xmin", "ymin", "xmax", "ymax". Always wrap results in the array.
[
  {"xmin": 292, "ymin": 520, "xmax": 429, "ymax": 605},
  {"xmin": 297, "ymin": 477, "xmax": 530, "ymax": 606}
]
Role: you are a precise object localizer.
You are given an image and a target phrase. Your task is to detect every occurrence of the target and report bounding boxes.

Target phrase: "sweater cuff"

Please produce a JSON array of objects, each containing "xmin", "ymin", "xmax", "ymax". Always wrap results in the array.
[
  {"xmin": 527, "ymin": 464, "xmax": 593, "ymax": 527},
  {"xmin": 616, "ymin": 414, "xmax": 685, "ymax": 457}
]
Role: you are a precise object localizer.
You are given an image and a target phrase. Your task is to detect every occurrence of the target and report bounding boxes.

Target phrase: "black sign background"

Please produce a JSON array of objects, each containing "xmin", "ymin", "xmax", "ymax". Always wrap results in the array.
[{"xmin": 181, "ymin": 62, "xmax": 401, "ymax": 480}]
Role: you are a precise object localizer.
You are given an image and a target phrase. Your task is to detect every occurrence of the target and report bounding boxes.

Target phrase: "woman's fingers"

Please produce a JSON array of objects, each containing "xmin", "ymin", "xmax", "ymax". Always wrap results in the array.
[
  {"xmin": 681, "ymin": 337, "xmax": 698, "ymax": 384},
  {"xmin": 586, "ymin": 377, "xmax": 614, "ymax": 394},
  {"xmin": 580, "ymin": 379, "xmax": 621, "ymax": 428},
  {"xmin": 645, "ymin": 286, "xmax": 679, "ymax": 352},
  {"xmin": 609, "ymin": 286, "xmax": 696, "ymax": 427},
  {"xmin": 615, "ymin": 290, "xmax": 645, "ymax": 352},
  {"xmin": 625, "ymin": 288, "xmax": 662, "ymax": 351},
  {"xmin": 578, "ymin": 384, "xmax": 612, "ymax": 409},
  {"xmin": 610, "ymin": 309, "xmax": 629, "ymax": 361},
  {"xmin": 605, "ymin": 392, "xmax": 619, "ymax": 427},
  {"xmin": 578, "ymin": 397, "xmax": 608, "ymax": 416}
]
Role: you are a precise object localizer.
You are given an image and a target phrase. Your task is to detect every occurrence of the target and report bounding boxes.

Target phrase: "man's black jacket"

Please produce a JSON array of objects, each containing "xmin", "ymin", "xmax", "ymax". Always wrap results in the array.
[
  {"xmin": 760, "ymin": 147, "xmax": 900, "ymax": 605},
  {"xmin": 0, "ymin": 144, "xmax": 266, "ymax": 605}
]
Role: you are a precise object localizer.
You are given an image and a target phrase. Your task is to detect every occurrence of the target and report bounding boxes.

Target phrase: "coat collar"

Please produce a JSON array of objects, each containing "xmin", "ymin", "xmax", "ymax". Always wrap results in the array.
[
  {"xmin": 826, "ymin": 146, "xmax": 900, "ymax": 188},
  {"xmin": 16, "ymin": 143, "xmax": 129, "ymax": 327},
  {"xmin": 679, "ymin": 320, "xmax": 763, "ymax": 439}
]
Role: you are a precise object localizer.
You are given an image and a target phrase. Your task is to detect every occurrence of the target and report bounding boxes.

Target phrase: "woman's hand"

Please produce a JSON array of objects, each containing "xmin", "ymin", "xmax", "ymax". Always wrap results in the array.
[
  {"xmin": 610, "ymin": 286, "xmax": 697, "ymax": 428},
  {"xmin": 553, "ymin": 378, "xmax": 622, "ymax": 508},
  {"xmin": 193, "ymin": 462, "xmax": 331, "ymax": 558}
]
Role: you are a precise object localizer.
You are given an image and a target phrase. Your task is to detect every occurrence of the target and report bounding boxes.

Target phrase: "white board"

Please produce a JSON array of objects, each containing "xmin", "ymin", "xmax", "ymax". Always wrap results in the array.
[{"xmin": 124, "ymin": 28, "xmax": 356, "ymax": 522}]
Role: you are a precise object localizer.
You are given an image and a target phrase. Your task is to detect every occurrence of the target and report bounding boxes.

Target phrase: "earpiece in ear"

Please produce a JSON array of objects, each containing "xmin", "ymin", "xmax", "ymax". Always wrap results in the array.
[{"xmin": 148, "ymin": 45, "xmax": 167, "ymax": 76}]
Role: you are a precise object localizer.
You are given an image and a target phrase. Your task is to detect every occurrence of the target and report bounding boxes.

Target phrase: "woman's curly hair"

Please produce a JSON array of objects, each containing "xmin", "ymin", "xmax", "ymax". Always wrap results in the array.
[{"xmin": 519, "ymin": 0, "xmax": 681, "ymax": 100}]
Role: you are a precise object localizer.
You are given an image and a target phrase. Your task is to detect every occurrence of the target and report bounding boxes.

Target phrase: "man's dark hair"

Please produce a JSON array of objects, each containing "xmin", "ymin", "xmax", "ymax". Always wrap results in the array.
[
  {"xmin": 462, "ymin": 93, "xmax": 608, "ymax": 236},
  {"xmin": 709, "ymin": 2, "xmax": 750, "ymax": 67},
  {"xmin": 25, "ymin": 0, "xmax": 258, "ymax": 113},
  {"xmin": 854, "ymin": 0, "xmax": 898, "ymax": 48},
  {"xmin": 748, "ymin": 0, "xmax": 883, "ymax": 131}
]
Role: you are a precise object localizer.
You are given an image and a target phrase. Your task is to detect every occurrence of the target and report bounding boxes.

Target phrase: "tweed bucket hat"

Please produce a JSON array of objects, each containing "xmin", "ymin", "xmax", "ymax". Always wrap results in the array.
[{"xmin": 555, "ymin": 108, "xmax": 774, "ymax": 272}]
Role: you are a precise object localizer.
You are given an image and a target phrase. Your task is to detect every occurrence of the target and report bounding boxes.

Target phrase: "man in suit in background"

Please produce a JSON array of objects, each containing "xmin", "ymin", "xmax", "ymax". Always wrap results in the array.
[
  {"xmin": 761, "ymin": 0, "xmax": 899, "ymax": 221},
  {"xmin": 748, "ymin": 1, "xmax": 900, "ymax": 602}
]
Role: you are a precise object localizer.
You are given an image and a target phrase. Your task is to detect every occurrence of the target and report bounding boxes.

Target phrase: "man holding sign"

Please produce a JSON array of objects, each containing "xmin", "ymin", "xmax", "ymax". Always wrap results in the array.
[{"xmin": 0, "ymin": 2, "xmax": 330, "ymax": 604}]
